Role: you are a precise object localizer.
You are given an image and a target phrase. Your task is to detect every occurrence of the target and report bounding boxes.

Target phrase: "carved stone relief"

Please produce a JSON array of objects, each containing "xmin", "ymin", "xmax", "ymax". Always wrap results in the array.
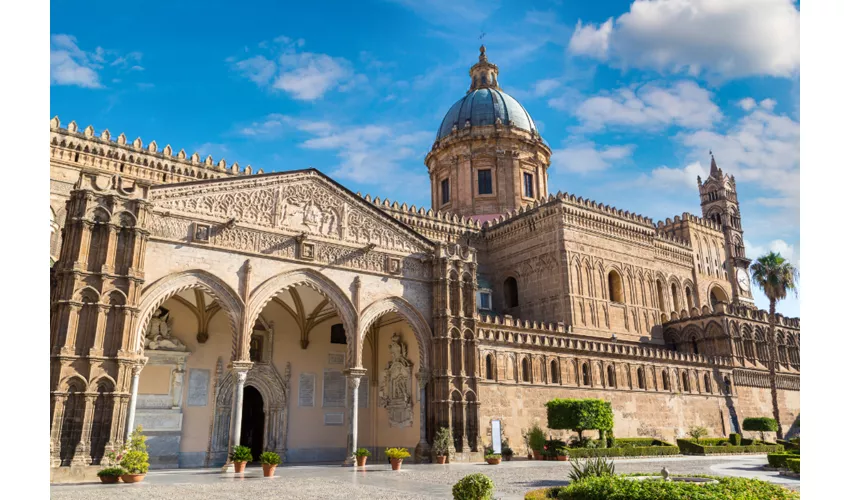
[{"xmin": 379, "ymin": 333, "xmax": 414, "ymax": 428}]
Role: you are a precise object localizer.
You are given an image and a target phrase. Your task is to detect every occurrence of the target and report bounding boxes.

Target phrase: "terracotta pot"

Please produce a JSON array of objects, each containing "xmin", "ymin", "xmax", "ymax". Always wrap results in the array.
[
  {"xmin": 533, "ymin": 451, "xmax": 542, "ymax": 460},
  {"xmin": 436, "ymin": 455, "xmax": 447, "ymax": 464},
  {"xmin": 557, "ymin": 455, "xmax": 568, "ymax": 461},
  {"xmin": 234, "ymin": 461, "xmax": 247, "ymax": 473},
  {"xmin": 99, "ymin": 475, "xmax": 120, "ymax": 484},
  {"xmin": 356, "ymin": 456, "xmax": 368, "ymax": 467},
  {"xmin": 390, "ymin": 458, "xmax": 403, "ymax": 471},
  {"xmin": 262, "ymin": 464, "xmax": 277, "ymax": 477},
  {"xmin": 527, "ymin": 454, "xmax": 533, "ymax": 459},
  {"xmin": 486, "ymin": 457, "xmax": 501, "ymax": 465},
  {"xmin": 120, "ymin": 474, "xmax": 145, "ymax": 483}
]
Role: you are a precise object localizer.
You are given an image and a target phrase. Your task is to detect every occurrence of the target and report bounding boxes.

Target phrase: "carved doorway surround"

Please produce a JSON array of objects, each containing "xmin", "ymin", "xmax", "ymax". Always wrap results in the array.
[{"xmin": 208, "ymin": 361, "xmax": 291, "ymax": 465}]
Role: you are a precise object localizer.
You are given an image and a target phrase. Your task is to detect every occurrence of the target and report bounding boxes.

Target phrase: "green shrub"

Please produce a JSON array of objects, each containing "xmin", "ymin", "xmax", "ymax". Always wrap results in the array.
[
  {"xmin": 777, "ymin": 439, "xmax": 800, "ymax": 452},
  {"xmin": 501, "ymin": 440, "xmax": 514, "ymax": 457},
  {"xmin": 385, "ymin": 447, "xmax": 410, "ymax": 459},
  {"xmin": 605, "ymin": 430, "xmax": 616, "ymax": 449},
  {"xmin": 787, "ymin": 458, "xmax": 800, "ymax": 474},
  {"xmin": 127, "ymin": 425, "xmax": 147, "ymax": 452},
  {"xmin": 729, "ymin": 433, "xmax": 742, "ymax": 446},
  {"xmin": 434, "ymin": 427, "xmax": 453, "ymax": 456},
  {"xmin": 568, "ymin": 457, "xmax": 615, "ymax": 483},
  {"xmin": 556, "ymin": 475, "xmax": 800, "ymax": 499},
  {"xmin": 743, "ymin": 417, "xmax": 778, "ymax": 442},
  {"xmin": 97, "ymin": 467, "xmax": 126, "ymax": 477},
  {"xmin": 230, "ymin": 445, "xmax": 252, "ymax": 462},
  {"xmin": 677, "ymin": 439, "xmax": 784, "ymax": 455},
  {"xmin": 484, "ymin": 453, "xmax": 501, "ymax": 460},
  {"xmin": 453, "ymin": 473, "xmax": 495, "ymax": 500},
  {"xmin": 528, "ymin": 424, "xmax": 547, "ymax": 452},
  {"xmin": 546, "ymin": 399, "xmax": 614, "ymax": 440},
  {"xmin": 687, "ymin": 425, "xmax": 708, "ymax": 441},
  {"xmin": 568, "ymin": 445, "xmax": 679, "ymax": 459},
  {"xmin": 119, "ymin": 450, "xmax": 149, "ymax": 474},
  {"xmin": 354, "ymin": 448, "xmax": 371, "ymax": 458},
  {"xmin": 544, "ymin": 439, "xmax": 568, "ymax": 457},
  {"xmin": 767, "ymin": 452, "xmax": 792, "ymax": 468},
  {"xmin": 260, "ymin": 451, "xmax": 281, "ymax": 465}
]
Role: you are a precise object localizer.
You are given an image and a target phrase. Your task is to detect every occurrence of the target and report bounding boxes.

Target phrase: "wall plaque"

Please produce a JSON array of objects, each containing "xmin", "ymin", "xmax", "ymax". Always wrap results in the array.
[
  {"xmin": 324, "ymin": 412, "xmax": 344, "ymax": 426},
  {"xmin": 298, "ymin": 373, "xmax": 316, "ymax": 407},
  {"xmin": 187, "ymin": 369, "xmax": 210, "ymax": 406},
  {"xmin": 322, "ymin": 369, "xmax": 346, "ymax": 408},
  {"xmin": 328, "ymin": 352, "xmax": 345, "ymax": 365}
]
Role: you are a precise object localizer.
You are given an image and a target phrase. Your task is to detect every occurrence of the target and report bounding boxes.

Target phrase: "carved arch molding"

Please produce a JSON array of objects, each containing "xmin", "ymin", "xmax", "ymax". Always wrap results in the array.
[{"xmin": 209, "ymin": 362, "xmax": 291, "ymax": 463}]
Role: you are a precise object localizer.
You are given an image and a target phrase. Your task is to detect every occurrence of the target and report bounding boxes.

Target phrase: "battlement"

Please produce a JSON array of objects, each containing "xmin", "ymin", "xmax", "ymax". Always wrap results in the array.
[
  {"xmin": 50, "ymin": 116, "xmax": 263, "ymax": 181},
  {"xmin": 664, "ymin": 301, "xmax": 801, "ymax": 330},
  {"xmin": 476, "ymin": 313, "xmax": 734, "ymax": 367},
  {"xmin": 656, "ymin": 212, "xmax": 724, "ymax": 236}
]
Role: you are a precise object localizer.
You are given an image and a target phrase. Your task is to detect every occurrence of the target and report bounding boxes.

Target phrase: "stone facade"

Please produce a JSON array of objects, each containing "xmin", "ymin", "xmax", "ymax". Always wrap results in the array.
[{"xmin": 49, "ymin": 48, "xmax": 799, "ymax": 478}]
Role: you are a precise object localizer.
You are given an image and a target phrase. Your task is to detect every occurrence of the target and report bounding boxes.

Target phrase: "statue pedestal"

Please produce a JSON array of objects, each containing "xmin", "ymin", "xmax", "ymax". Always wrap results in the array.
[{"xmin": 136, "ymin": 350, "xmax": 190, "ymax": 468}]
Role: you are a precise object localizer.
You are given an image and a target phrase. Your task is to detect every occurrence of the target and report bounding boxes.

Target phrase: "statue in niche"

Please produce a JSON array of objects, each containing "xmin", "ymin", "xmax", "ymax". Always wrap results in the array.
[
  {"xmin": 379, "ymin": 332, "xmax": 414, "ymax": 428},
  {"xmin": 145, "ymin": 307, "xmax": 187, "ymax": 351}
]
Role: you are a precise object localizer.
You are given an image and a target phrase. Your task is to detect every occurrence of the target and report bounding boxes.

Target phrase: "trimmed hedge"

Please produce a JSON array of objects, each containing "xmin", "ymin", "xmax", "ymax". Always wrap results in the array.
[
  {"xmin": 556, "ymin": 475, "xmax": 800, "ymax": 499},
  {"xmin": 787, "ymin": 458, "xmax": 800, "ymax": 474},
  {"xmin": 568, "ymin": 439, "xmax": 679, "ymax": 458},
  {"xmin": 677, "ymin": 439, "xmax": 784, "ymax": 455},
  {"xmin": 768, "ymin": 452, "xmax": 798, "ymax": 468},
  {"xmin": 777, "ymin": 439, "xmax": 801, "ymax": 452},
  {"xmin": 729, "ymin": 433, "xmax": 742, "ymax": 446}
]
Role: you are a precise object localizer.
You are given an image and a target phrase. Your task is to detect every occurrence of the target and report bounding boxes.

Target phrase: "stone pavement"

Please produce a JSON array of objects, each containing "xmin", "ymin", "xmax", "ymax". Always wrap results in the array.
[{"xmin": 50, "ymin": 455, "xmax": 799, "ymax": 499}]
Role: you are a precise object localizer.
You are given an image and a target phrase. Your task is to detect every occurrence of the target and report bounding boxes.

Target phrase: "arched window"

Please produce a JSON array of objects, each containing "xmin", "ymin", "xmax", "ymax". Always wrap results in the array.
[
  {"xmin": 504, "ymin": 277, "xmax": 519, "ymax": 308},
  {"xmin": 607, "ymin": 365, "xmax": 616, "ymax": 388},
  {"xmin": 521, "ymin": 358, "xmax": 530, "ymax": 382},
  {"xmin": 692, "ymin": 338, "xmax": 699, "ymax": 355},
  {"xmin": 662, "ymin": 370, "xmax": 670, "ymax": 391},
  {"xmin": 704, "ymin": 374, "xmax": 712, "ymax": 393},
  {"xmin": 685, "ymin": 287, "xmax": 694, "ymax": 310},
  {"xmin": 550, "ymin": 359, "xmax": 559, "ymax": 384},
  {"xmin": 581, "ymin": 363, "xmax": 590, "ymax": 386},
  {"xmin": 540, "ymin": 359, "xmax": 547, "ymax": 384},
  {"xmin": 655, "ymin": 279, "xmax": 666, "ymax": 311},
  {"xmin": 723, "ymin": 376, "xmax": 732, "ymax": 395},
  {"xmin": 608, "ymin": 271, "xmax": 624, "ymax": 303},
  {"xmin": 485, "ymin": 354, "xmax": 494, "ymax": 380},
  {"xmin": 681, "ymin": 371, "xmax": 690, "ymax": 392},
  {"xmin": 670, "ymin": 282, "xmax": 680, "ymax": 311},
  {"xmin": 637, "ymin": 367, "xmax": 646, "ymax": 389},
  {"xmin": 710, "ymin": 286, "xmax": 728, "ymax": 309}
]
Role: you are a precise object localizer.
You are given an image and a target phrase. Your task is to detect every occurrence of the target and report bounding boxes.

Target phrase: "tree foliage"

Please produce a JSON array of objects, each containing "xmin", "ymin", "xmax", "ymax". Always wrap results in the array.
[{"xmin": 546, "ymin": 399, "xmax": 614, "ymax": 438}]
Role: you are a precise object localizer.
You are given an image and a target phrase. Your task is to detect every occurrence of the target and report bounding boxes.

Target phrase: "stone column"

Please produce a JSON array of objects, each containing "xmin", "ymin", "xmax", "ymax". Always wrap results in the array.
[
  {"xmin": 125, "ymin": 360, "xmax": 146, "ymax": 441},
  {"xmin": 230, "ymin": 367, "xmax": 250, "ymax": 447},
  {"xmin": 414, "ymin": 370, "xmax": 430, "ymax": 462},
  {"xmin": 172, "ymin": 361, "xmax": 186, "ymax": 409},
  {"xmin": 50, "ymin": 393, "xmax": 68, "ymax": 466},
  {"xmin": 342, "ymin": 368, "xmax": 366, "ymax": 466}
]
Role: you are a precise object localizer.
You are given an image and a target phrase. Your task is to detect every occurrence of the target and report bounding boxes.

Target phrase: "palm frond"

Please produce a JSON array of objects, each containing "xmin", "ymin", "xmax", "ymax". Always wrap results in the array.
[{"xmin": 750, "ymin": 251, "xmax": 799, "ymax": 302}]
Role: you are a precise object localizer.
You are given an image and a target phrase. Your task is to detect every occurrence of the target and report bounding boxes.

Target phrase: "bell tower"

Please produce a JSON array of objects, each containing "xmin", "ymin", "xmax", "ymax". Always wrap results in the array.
[{"xmin": 698, "ymin": 154, "xmax": 754, "ymax": 305}]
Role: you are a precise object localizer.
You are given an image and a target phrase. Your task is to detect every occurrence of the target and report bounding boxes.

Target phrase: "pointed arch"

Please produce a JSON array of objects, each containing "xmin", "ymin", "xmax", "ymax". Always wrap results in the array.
[
  {"xmin": 135, "ymin": 270, "xmax": 243, "ymax": 356},
  {"xmin": 359, "ymin": 296, "xmax": 431, "ymax": 370}
]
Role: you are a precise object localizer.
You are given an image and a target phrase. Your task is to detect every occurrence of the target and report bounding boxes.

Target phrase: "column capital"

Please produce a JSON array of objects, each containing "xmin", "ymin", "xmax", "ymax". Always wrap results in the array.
[
  {"xmin": 343, "ymin": 367, "xmax": 367, "ymax": 379},
  {"xmin": 131, "ymin": 357, "xmax": 148, "ymax": 376},
  {"xmin": 416, "ymin": 369, "xmax": 431, "ymax": 389},
  {"xmin": 230, "ymin": 360, "xmax": 253, "ymax": 373}
]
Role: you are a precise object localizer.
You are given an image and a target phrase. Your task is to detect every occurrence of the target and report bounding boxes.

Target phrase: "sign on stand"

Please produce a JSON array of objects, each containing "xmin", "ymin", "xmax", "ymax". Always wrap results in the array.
[{"xmin": 491, "ymin": 420, "xmax": 502, "ymax": 454}]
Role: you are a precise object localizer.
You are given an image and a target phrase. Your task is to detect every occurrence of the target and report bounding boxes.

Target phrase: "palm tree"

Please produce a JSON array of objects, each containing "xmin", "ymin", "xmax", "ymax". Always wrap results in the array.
[{"xmin": 750, "ymin": 251, "xmax": 799, "ymax": 440}]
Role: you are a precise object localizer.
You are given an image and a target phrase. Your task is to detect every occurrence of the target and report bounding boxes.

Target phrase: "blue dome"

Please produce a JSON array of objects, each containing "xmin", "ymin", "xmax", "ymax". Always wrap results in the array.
[{"xmin": 436, "ymin": 88, "xmax": 537, "ymax": 140}]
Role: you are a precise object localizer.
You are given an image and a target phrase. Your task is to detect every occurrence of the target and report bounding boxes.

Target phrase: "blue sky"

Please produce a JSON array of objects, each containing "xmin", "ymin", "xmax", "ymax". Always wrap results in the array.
[{"xmin": 50, "ymin": 0, "xmax": 801, "ymax": 316}]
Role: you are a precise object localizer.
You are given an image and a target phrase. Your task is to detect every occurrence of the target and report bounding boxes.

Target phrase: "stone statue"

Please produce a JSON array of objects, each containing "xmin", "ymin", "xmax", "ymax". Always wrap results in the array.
[
  {"xmin": 379, "ymin": 333, "xmax": 414, "ymax": 428},
  {"xmin": 661, "ymin": 466, "xmax": 670, "ymax": 481},
  {"xmin": 145, "ymin": 307, "xmax": 187, "ymax": 351}
]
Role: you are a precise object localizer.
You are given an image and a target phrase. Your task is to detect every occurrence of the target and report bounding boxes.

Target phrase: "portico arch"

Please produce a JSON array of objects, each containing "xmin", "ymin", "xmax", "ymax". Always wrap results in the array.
[
  {"xmin": 134, "ymin": 270, "xmax": 243, "ymax": 356},
  {"xmin": 246, "ymin": 269, "xmax": 357, "ymax": 364},
  {"xmin": 359, "ymin": 296, "xmax": 432, "ymax": 370}
]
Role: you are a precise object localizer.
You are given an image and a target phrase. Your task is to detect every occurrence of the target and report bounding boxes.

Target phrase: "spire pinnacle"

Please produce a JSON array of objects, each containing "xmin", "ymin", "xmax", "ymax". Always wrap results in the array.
[
  {"xmin": 469, "ymin": 46, "xmax": 500, "ymax": 92},
  {"xmin": 709, "ymin": 151, "xmax": 719, "ymax": 176}
]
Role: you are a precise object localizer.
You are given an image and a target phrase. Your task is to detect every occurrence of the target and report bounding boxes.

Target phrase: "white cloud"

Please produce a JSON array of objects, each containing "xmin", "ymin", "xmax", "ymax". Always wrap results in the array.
[
  {"xmin": 568, "ymin": 0, "xmax": 800, "ymax": 79},
  {"xmin": 568, "ymin": 18, "xmax": 613, "ymax": 59},
  {"xmin": 532, "ymin": 78, "xmax": 561, "ymax": 97},
  {"xmin": 574, "ymin": 81, "xmax": 721, "ymax": 131},
  {"xmin": 230, "ymin": 38, "xmax": 359, "ymax": 101},
  {"xmin": 759, "ymin": 98, "xmax": 777, "ymax": 111},
  {"xmin": 738, "ymin": 98, "xmax": 757, "ymax": 111},
  {"xmin": 635, "ymin": 161, "xmax": 707, "ymax": 191},
  {"xmin": 744, "ymin": 239, "xmax": 798, "ymax": 267},
  {"xmin": 50, "ymin": 34, "xmax": 144, "ymax": 89},
  {"xmin": 551, "ymin": 142, "xmax": 635, "ymax": 173}
]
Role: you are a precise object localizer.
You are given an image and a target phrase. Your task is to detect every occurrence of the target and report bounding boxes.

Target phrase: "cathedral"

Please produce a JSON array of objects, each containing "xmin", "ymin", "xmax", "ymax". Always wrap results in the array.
[{"xmin": 49, "ymin": 47, "xmax": 800, "ymax": 479}]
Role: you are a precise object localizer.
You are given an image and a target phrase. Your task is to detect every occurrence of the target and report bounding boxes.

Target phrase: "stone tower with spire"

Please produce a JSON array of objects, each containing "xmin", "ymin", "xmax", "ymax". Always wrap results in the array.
[
  {"xmin": 426, "ymin": 46, "xmax": 551, "ymax": 221},
  {"xmin": 698, "ymin": 154, "xmax": 755, "ymax": 305}
]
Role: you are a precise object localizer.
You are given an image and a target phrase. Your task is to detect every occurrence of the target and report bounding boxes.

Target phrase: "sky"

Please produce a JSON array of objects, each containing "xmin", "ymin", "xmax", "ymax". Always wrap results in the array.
[{"xmin": 50, "ymin": 0, "xmax": 801, "ymax": 317}]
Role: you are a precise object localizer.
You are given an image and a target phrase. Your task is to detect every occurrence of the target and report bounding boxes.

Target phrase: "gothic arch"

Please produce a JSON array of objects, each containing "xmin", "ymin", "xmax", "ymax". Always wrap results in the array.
[
  {"xmin": 359, "ymin": 296, "xmax": 432, "ymax": 370},
  {"xmin": 58, "ymin": 374, "xmax": 88, "ymax": 393},
  {"xmin": 135, "ymin": 270, "xmax": 243, "ymax": 356},
  {"xmin": 247, "ymin": 269, "xmax": 357, "ymax": 364},
  {"xmin": 88, "ymin": 374, "xmax": 117, "ymax": 393}
]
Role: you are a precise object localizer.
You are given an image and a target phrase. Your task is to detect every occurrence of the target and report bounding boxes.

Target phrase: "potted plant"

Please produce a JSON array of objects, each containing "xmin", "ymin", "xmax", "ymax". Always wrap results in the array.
[
  {"xmin": 501, "ymin": 441, "xmax": 514, "ymax": 462},
  {"xmin": 355, "ymin": 448, "xmax": 371, "ymax": 467},
  {"xmin": 260, "ymin": 451, "xmax": 280, "ymax": 477},
  {"xmin": 433, "ymin": 427, "xmax": 453, "ymax": 464},
  {"xmin": 97, "ymin": 467, "xmax": 125, "ymax": 484},
  {"xmin": 119, "ymin": 426, "xmax": 149, "ymax": 483},
  {"xmin": 484, "ymin": 452, "xmax": 502, "ymax": 465},
  {"xmin": 521, "ymin": 429, "xmax": 532, "ymax": 459},
  {"xmin": 528, "ymin": 424, "xmax": 546, "ymax": 460},
  {"xmin": 230, "ymin": 445, "xmax": 253, "ymax": 473},
  {"xmin": 385, "ymin": 447, "xmax": 410, "ymax": 471}
]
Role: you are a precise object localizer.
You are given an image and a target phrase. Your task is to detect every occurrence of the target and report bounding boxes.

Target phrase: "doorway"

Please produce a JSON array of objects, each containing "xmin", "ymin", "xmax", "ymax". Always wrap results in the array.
[{"xmin": 240, "ymin": 386, "xmax": 265, "ymax": 462}]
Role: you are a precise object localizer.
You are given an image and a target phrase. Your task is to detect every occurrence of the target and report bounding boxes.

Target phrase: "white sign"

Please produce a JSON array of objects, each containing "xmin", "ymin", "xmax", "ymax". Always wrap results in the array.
[
  {"xmin": 491, "ymin": 420, "xmax": 502, "ymax": 454},
  {"xmin": 324, "ymin": 412, "xmax": 344, "ymax": 426},
  {"xmin": 328, "ymin": 352, "xmax": 345, "ymax": 365},
  {"xmin": 299, "ymin": 373, "xmax": 316, "ymax": 407}
]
